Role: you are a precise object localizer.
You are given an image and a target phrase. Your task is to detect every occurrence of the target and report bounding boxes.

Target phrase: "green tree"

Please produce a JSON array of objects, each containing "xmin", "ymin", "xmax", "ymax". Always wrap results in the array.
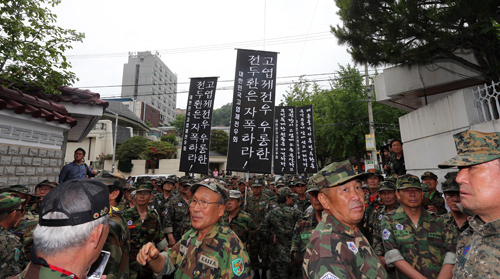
[
  {"xmin": 210, "ymin": 130, "xmax": 228, "ymax": 155},
  {"xmin": 145, "ymin": 120, "xmax": 152, "ymax": 128},
  {"xmin": 161, "ymin": 133, "xmax": 179, "ymax": 146},
  {"xmin": 0, "ymin": 0, "xmax": 85, "ymax": 93},
  {"xmin": 116, "ymin": 136, "xmax": 149, "ymax": 161},
  {"xmin": 212, "ymin": 103, "xmax": 232, "ymax": 126},
  {"xmin": 144, "ymin": 141, "xmax": 176, "ymax": 169},
  {"xmin": 169, "ymin": 115, "xmax": 185, "ymax": 137},
  {"xmin": 282, "ymin": 65, "xmax": 406, "ymax": 169},
  {"xmin": 331, "ymin": 0, "xmax": 500, "ymax": 82}
]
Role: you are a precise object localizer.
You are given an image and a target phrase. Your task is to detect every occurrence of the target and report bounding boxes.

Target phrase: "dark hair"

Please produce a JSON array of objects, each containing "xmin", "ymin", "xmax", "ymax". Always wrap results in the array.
[
  {"xmin": 391, "ymin": 139, "xmax": 403, "ymax": 147},
  {"xmin": 75, "ymin": 148, "xmax": 86, "ymax": 156},
  {"xmin": 278, "ymin": 196, "xmax": 287, "ymax": 203},
  {"xmin": 108, "ymin": 185, "xmax": 123, "ymax": 204}
]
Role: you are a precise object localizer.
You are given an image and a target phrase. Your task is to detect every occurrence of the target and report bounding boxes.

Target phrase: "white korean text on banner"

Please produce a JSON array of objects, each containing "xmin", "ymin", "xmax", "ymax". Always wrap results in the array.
[
  {"xmin": 226, "ymin": 49, "xmax": 278, "ymax": 173},
  {"xmin": 273, "ymin": 106, "xmax": 296, "ymax": 174},
  {"xmin": 179, "ymin": 77, "xmax": 218, "ymax": 174},
  {"xmin": 296, "ymin": 105, "xmax": 318, "ymax": 174}
]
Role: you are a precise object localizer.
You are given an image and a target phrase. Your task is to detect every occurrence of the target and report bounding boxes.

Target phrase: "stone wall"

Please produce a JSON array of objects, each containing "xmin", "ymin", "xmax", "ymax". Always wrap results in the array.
[{"xmin": 0, "ymin": 144, "xmax": 62, "ymax": 188}]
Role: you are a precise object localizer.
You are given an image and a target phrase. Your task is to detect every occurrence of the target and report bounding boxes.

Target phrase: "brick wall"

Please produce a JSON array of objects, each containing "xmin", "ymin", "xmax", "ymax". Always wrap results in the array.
[{"xmin": 0, "ymin": 144, "xmax": 63, "ymax": 188}]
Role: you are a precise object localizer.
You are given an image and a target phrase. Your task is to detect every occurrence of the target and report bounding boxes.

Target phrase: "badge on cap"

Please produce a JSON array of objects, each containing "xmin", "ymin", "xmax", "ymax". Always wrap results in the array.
[
  {"xmin": 396, "ymin": 224, "xmax": 404, "ymax": 230},
  {"xmin": 383, "ymin": 229, "xmax": 391, "ymax": 240},
  {"xmin": 320, "ymin": 272, "xmax": 339, "ymax": 279},
  {"xmin": 231, "ymin": 257, "xmax": 244, "ymax": 276},
  {"xmin": 347, "ymin": 242, "xmax": 358, "ymax": 254}
]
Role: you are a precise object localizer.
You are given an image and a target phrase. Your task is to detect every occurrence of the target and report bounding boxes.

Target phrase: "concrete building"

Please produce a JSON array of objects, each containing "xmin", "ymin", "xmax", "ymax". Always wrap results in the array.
[
  {"xmin": 121, "ymin": 51, "xmax": 177, "ymax": 126},
  {"xmin": 374, "ymin": 53, "xmax": 494, "ymax": 187},
  {"xmin": 103, "ymin": 97, "xmax": 161, "ymax": 128}
]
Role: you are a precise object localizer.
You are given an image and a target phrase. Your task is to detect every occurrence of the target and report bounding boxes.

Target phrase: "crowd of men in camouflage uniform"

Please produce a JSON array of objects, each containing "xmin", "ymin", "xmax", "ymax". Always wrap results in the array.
[{"xmin": 1, "ymin": 129, "xmax": 500, "ymax": 279}]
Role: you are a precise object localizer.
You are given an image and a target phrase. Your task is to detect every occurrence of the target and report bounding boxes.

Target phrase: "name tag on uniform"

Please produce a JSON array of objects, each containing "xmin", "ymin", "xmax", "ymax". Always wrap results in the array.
[
  {"xmin": 393, "ymin": 230, "xmax": 409, "ymax": 236},
  {"xmin": 180, "ymin": 244, "xmax": 188, "ymax": 255},
  {"xmin": 199, "ymin": 254, "xmax": 219, "ymax": 268},
  {"xmin": 429, "ymin": 232, "xmax": 441, "ymax": 238}
]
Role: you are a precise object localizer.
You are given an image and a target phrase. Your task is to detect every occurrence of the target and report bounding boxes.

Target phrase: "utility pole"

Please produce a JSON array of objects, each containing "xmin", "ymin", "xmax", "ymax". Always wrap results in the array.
[{"xmin": 366, "ymin": 62, "xmax": 378, "ymax": 169}]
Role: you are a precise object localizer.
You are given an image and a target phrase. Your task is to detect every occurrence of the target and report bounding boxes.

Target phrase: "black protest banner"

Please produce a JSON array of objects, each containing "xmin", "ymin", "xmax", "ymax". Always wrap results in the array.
[
  {"xmin": 179, "ymin": 77, "xmax": 218, "ymax": 174},
  {"xmin": 296, "ymin": 105, "xmax": 318, "ymax": 174},
  {"xmin": 273, "ymin": 106, "xmax": 297, "ymax": 174},
  {"xmin": 227, "ymin": 49, "xmax": 278, "ymax": 173}
]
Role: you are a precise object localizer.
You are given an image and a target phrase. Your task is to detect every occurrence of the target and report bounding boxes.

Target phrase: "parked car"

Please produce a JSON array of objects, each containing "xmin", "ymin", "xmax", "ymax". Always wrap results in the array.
[{"xmin": 131, "ymin": 174, "xmax": 174, "ymax": 184}]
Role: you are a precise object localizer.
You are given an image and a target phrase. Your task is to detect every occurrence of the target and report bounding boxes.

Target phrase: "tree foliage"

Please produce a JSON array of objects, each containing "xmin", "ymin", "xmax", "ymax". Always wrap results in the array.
[
  {"xmin": 0, "ymin": 0, "xmax": 85, "ymax": 93},
  {"xmin": 331, "ymin": 0, "xmax": 500, "ymax": 81},
  {"xmin": 116, "ymin": 136, "xmax": 149, "ymax": 161},
  {"xmin": 161, "ymin": 133, "xmax": 179, "ymax": 146},
  {"xmin": 144, "ymin": 141, "xmax": 176, "ymax": 169},
  {"xmin": 210, "ymin": 129, "xmax": 228, "ymax": 155},
  {"xmin": 212, "ymin": 103, "xmax": 232, "ymax": 126},
  {"xmin": 169, "ymin": 115, "xmax": 185, "ymax": 137},
  {"xmin": 281, "ymin": 65, "xmax": 406, "ymax": 169}
]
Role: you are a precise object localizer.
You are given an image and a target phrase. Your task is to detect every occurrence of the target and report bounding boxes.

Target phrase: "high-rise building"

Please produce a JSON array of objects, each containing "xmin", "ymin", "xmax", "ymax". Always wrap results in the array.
[{"xmin": 121, "ymin": 51, "xmax": 177, "ymax": 126}]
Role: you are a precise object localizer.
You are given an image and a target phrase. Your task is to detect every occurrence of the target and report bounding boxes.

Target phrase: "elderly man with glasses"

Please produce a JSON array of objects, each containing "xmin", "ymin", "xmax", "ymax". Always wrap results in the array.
[
  {"xmin": 137, "ymin": 178, "xmax": 251, "ymax": 279},
  {"xmin": 58, "ymin": 148, "xmax": 97, "ymax": 183}
]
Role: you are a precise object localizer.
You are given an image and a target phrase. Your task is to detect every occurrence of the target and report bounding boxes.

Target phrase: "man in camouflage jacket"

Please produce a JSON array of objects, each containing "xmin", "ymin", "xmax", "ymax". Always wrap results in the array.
[
  {"xmin": 439, "ymin": 172, "xmax": 469, "ymax": 240},
  {"xmin": 420, "ymin": 171, "xmax": 447, "ymax": 215},
  {"xmin": 151, "ymin": 178, "xmax": 177, "ymax": 224},
  {"xmin": 246, "ymin": 177, "xmax": 271, "ymax": 278},
  {"xmin": 290, "ymin": 184, "xmax": 323, "ymax": 279},
  {"xmin": 124, "ymin": 183, "xmax": 168, "ymax": 279},
  {"xmin": 382, "ymin": 174, "xmax": 455, "ymax": 279},
  {"xmin": 361, "ymin": 170, "xmax": 385, "ymax": 244},
  {"xmin": 438, "ymin": 130, "xmax": 500, "ymax": 278},
  {"xmin": 0, "ymin": 192, "xmax": 26, "ymax": 278},
  {"xmin": 136, "ymin": 178, "xmax": 251, "ymax": 279},
  {"xmin": 259, "ymin": 187, "xmax": 302, "ymax": 279},
  {"xmin": 222, "ymin": 190, "xmax": 257, "ymax": 252},
  {"xmin": 163, "ymin": 180, "xmax": 192, "ymax": 246},
  {"xmin": 303, "ymin": 160, "xmax": 388, "ymax": 279}
]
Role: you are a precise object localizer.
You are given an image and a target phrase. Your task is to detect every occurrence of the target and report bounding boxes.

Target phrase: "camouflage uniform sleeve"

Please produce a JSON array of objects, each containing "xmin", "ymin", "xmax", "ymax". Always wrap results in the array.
[
  {"xmin": 152, "ymin": 212, "xmax": 168, "ymax": 251},
  {"xmin": 221, "ymin": 233, "xmax": 251, "ymax": 279},
  {"xmin": 290, "ymin": 221, "xmax": 302, "ymax": 265},
  {"xmin": 102, "ymin": 231, "xmax": 123, "ymax": 279},
  {"xmin": 0, "ymin": 235, "xmax": 26, "ymax": 278},
  {"xmin": 162, "ymin": 201, "xmax": 174, "ymax": 234},
  {"xmin": 381, "ymin": 216, "xmax": 404, "ymax": 266},
  {"xmin": 372, "ymin": 213, "xmax": 384, "ymax": 256},
  {"xmin": 257, "ymin": 210, "xmax": 272, "ymax": 242},
  {"xmin": 442, "ymin": 221, "xmax": 456, "ymax": 265}
]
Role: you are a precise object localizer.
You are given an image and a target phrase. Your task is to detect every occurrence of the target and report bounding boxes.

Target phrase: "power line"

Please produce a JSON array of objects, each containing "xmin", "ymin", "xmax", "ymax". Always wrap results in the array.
[{"xmin": 66, "ymin": 32, "xmax": 334, "ymax": 59}]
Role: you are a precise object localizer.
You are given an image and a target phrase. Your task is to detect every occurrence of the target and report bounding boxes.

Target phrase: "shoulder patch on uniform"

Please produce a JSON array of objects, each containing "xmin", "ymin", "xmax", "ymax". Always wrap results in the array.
[
  {"xmin": 199, "ymin": 254, "xmax": 219, "ymax": 268},
  {"xmin": 158, "ymin": 200, "xmax": 161, "ymax": 204},
  {"xmin": 294, "ymin": 204, "xmax": 298, "ymax": 208},
  {"xmin": 180, "ymin": 244, "xmax": 188, "ymax": 255},
  {"xmin": 347, "ymin": 242, "xmax": 358, "ymax": 254},
  {"xmin": 272, "ymin": 204, "xmax": 276, "ymax": 208},
  {"xmin": 231, "ymin": 257, "xmax": 245, "ymax": 276},
  {"xmin": 320, "ymin": 272, "xmax": 339, "ymax": 279},
  {"xmin": 178, "ymin": 203, "xmax": 183, "ymax": 206},
  {"xmin": 396, "ymin": 224, "xmax": 404, "ymax": 230},
  {"xmin": 379, "ymin": 214, "xmax": 383, "ymax": 220},
  {"xmin": 14, "ymin": 249, "xmax": 20, "ymax": 262},
  {"xmin": 127, "ymin": 220, "xmax": 133, "ymax": 226},
  {"xmin": 382, "ymin": 229, "xmax": 391, "ymax": 240},
  {"xmin": 463, "ymin": 245, "xmax": 470, "ymax": 256}
]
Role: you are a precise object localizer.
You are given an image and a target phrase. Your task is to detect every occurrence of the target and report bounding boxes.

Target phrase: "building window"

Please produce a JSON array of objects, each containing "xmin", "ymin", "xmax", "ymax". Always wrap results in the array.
[{"xmin": 140, "ymin": 58, "xmax": 144, "ymax": 62}]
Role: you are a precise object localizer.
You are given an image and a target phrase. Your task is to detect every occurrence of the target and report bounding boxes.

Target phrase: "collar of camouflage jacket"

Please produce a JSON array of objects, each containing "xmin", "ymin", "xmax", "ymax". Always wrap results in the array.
[
  {"xmin": 187, "ymin": 222, "xmax": 222, "ymax": 248},
  {"xmin": 321, "ymin": 211, "xmax": 357, "ymax": 237},
  {"xmin": 392, "ymin": 206, "xmax": 436, "ymax": 223},
  {"xmin": 469, "ymin": 215, "xmax": 500, "ymax": 236}
]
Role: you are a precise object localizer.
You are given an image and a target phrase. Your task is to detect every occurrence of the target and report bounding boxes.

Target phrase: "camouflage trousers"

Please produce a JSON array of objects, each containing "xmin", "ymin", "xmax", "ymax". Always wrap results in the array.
[
  {"xmin": 251, "ymin": 240, "xmax": 270, "ymax": 271},
  {"xmin": 129, "ymin": 258, "xmax": 155, "ymax": 279},
  {"xmin": 270, "ymin": 261, "xmax": 291, "ymax": 279}
]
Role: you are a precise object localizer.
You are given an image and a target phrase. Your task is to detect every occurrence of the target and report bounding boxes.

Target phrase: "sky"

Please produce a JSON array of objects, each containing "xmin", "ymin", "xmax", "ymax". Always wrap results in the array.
[{"xmin": 53, "ymin": 0, "xmax": 362, "ymax": 110}]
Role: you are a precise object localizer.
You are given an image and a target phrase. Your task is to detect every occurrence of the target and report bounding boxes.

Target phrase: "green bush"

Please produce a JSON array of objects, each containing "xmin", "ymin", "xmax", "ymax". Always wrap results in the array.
[{"xmin": 118, "ymin": 160, "xmax": 134, "ymax": 173}]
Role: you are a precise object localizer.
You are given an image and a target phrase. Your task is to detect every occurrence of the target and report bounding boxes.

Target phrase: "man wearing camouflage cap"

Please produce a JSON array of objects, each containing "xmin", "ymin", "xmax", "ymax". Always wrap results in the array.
[
  {"xmin": 31, "ymin": 180, "xmax": 57, "ymax": 213},
  {"xmin": 123, "ymin": 182, "xmax": 167, "ymax": 279},
  {"xmin": 94, "ymin": 171, "xmax": 131, "ymax": 279},
  {"xmin": 372, "ymin": 180, "xmax": 399, "ymax": 277},
  {"xmin": 137, "ymin": 178, "xmax": 251, "ymax": 279},
  {"xmin": 303, "ymin": 160, "xmax": 388, "ymax": 279},
  {"xmin": 381, "ymin": 174, "xmax": 454, "ymax": 279},
  {"xmin": 420, "ymin": 171, "xmax": 447, "ymax": 215},
  {"xmin": 259, "ymin": 187, "xmax": 302, "ymax": 279},
  {"xmin": 162, "ymin": 176, "xmax": 192, "ymax": 246},
  {"xmin": 439, "ymin": 172, "xmax": 469, "ymax": 240},
  {"xmin": 291, "ymin": 183, "xmax": 323, "ymax": 279},
  {"xmin": 438, "ymin": 130, "xmax": 500, "ymax": 278},
  {"xmin": 152, "ymin": 177, "xmax": 177, "ymax": 224},
  {"xmin": 294, "ymin": 178, "xmax": 311, "ymax": 213},
  {"xmin": 222, "ymin": 190, "xmax": 257, "ymax": 252},
  {"xmin": 246, "ymin": 176, "xmax": 271, "ymax": 279},
  {"xmin": 0, "ymin": 192, "xmax": 26, "ymax": 278},
  {"xmin": 361, "ymin": 170, "xmax": 385, "ymax": 244}
]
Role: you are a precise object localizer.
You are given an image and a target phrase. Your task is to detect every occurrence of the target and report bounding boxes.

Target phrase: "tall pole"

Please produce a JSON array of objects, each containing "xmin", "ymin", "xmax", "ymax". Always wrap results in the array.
[
  {"xmin": 109, "ymin": 111, "xmax": 119, "ymax": 172},
  {"xmin": 366, "ymin": 62, "xmax": 378, "ymax": 169}
]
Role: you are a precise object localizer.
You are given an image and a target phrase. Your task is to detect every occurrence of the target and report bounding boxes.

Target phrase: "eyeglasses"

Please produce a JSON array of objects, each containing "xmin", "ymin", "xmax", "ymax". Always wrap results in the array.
[{"xmin": 189, "ymin": 199, "xmax": 221, "ymax": 209}]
